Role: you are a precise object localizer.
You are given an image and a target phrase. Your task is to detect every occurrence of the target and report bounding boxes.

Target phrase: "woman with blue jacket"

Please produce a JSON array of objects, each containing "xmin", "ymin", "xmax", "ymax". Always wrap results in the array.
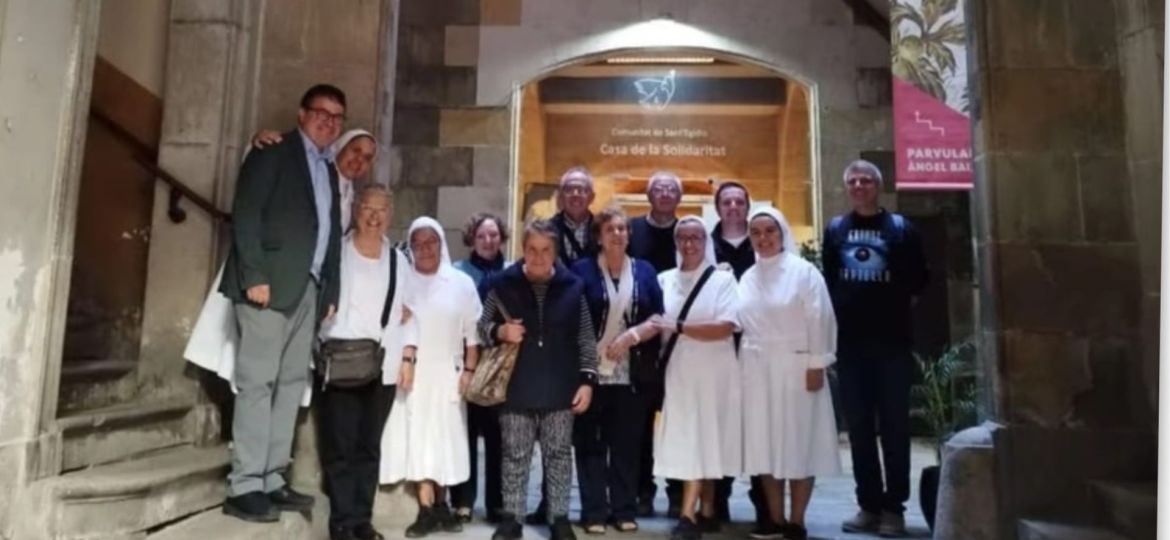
[{"xmin": 570, "ymin": 207, "xmax": 666, "ymax": 534}]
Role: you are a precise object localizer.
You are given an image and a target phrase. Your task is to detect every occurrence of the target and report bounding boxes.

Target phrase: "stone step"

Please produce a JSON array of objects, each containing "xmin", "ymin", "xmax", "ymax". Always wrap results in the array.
[
  {"xmin": 47, "ymin": 444, "xmax": 228, "ymax": 539},
  {"xmin": 1017, "ymin": 519, "xmax": 1132, "ymax": 540},
  {"xmin": 1088, "ymin": 480, "xmax": 1157, "ymax": 540},
  {"xmin": 57, "ymin": 398, "xmax": 197, "ymax": 471},
  {"xmin": 146, "ymin": 489, "xmax": 329, "ymax": 540}
]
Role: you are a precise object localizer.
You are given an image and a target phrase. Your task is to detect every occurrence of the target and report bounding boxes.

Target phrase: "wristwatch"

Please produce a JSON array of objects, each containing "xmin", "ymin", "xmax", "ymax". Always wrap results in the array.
[{"xmin": 403, "ymin": 356, "xmax": 417, "ymax": 365}]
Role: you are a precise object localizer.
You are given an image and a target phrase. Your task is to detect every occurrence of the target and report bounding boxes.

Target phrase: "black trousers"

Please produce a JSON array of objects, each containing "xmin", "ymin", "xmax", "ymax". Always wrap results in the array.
[
  {"xmin": 636, "ymin": 384, "xmax": 662, "ymax": 504},
  {"xmin": 837, "ymin": 346, "xmax": 913, "ymax": 514},
  {"xmin": 450, "ymin": 402, "xmax": 503, "ymax": 516},
  {"xmin": 318, "ymin": 381, "xmax": 395, "ymax": 530},
  {"xmin": 574, "ymin": 385, "xmax": 648, "ymax": 523}
]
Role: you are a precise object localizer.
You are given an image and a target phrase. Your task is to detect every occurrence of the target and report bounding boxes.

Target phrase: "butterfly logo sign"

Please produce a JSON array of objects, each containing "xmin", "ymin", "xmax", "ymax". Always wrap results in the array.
[{"xmin": 634, "ymin": 70, "xmax": 676, "ymax": 111}]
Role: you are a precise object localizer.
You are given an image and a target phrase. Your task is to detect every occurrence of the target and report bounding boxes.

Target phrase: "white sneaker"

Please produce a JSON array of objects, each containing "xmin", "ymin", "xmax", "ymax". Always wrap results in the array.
[{"xmin": 841, "ymin": 510, "xmax": 880, "ymax": 533}]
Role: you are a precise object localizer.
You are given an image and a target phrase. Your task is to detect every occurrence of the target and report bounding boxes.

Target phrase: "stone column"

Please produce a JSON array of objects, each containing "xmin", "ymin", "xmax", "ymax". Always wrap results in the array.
[
  {"xmin": 0, "ymin": 1, "xmax": 101, "ymax": 536},
  {"xmin": 136, "ymin": 0, "xmax": 261, "ymax": 406},
  {"xmin": 956, "ymin": 0, "xmax": 1156, "ymax": 536}
]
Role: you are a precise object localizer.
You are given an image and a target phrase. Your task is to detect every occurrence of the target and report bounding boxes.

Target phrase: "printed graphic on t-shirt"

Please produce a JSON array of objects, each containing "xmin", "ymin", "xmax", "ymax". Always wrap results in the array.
[{"xmin": 839, "ymin": 229, "xmax": 890, "ymax": 283}]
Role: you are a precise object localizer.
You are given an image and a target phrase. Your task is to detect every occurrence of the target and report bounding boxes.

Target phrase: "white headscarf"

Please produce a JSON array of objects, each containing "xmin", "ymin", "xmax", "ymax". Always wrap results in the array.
[
  {"xmin": 407, "ymin": 216, "xmax": 453, "ymax": 270},
  {"xmin": 748, "ymin": 206, "xmax": 799, "ymax": 259},
  {"xmin": 673, "ymin": 215, "xmax": 717, "ymax": 270},
  {"xmin": 331, "ymin": 128, "xmax": 376, "ymax": 177}
]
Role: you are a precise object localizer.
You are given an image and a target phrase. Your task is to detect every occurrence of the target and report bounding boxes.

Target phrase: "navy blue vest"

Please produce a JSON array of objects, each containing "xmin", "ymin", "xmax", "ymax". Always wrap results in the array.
[{"xmin": 489, "ymin": 263, "xmax": 586, "ymax": 411}]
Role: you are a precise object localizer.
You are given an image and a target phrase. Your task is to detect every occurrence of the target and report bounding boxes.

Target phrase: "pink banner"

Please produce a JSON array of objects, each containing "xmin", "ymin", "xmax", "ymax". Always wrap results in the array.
[
  {"xmin": 891, "ymin": 0, "xmax": 973, "ymax": 190},
  {"xmin": 893, "ymin": 78, "xmax": 972, "ymax": 189}
]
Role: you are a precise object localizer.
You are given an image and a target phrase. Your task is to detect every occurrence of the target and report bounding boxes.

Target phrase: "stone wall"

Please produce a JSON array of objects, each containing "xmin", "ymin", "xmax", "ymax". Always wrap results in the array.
[
  {"xmin": 967, "ymin": 0, "xmax": 1160, "ymax": 534},
  {"xmin": 0, "ymin": 1, "xmax": 102, "ymax": 536},
  {"xmin": 386, "ymin": 0, "xmax": 896, "ymax": 260}
]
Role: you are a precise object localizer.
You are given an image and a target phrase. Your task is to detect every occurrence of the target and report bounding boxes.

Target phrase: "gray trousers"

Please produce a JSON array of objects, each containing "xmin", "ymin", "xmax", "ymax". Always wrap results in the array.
[
  {"xmin": 228, "ymin": 280, "xmax": 317, "ymax": 496},
  {"xmin": 500, "ymin": 409, "xmax": 574, "ymax": 520}
]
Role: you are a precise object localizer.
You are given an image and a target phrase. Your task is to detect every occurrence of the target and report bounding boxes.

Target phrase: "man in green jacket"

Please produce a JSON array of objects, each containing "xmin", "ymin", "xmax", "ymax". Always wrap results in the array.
[{"xmin": 219, "ymin": 84, "xmax": 345, "ymax": 522}]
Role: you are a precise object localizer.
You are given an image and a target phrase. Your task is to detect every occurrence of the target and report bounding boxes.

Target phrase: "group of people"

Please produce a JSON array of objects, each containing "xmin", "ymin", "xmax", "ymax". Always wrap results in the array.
[{"xmin": 203, "ymin": 83, "xmax": 928, "ymax": 540}]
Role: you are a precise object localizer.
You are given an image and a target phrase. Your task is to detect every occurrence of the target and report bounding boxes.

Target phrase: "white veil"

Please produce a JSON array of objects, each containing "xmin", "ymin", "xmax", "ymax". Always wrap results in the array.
[
  {"xmin": 748, "ymin": 206, "xmax": 799, "ymax": 258},
  {"xmin": 673, "ymin": 215, "xmax": 717, "ymax": 268},
  {"xmin": 406, "ymin": 216, "xmax": 453, "ymax": 269}
]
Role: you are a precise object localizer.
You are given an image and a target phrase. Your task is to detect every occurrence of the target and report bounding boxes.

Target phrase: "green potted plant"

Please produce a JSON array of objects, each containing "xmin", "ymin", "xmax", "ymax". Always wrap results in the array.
[{"xmin": 911, "ymin": 340, "xmax": 977, "ymax": 531}]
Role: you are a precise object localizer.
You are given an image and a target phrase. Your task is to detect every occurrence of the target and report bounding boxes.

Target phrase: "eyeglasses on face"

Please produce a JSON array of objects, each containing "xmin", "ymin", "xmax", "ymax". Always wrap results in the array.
[
  {"xmin": 846, "ymin": 176, "xmax": 877, "ymax": 187},
  {"xmin": 305, "ymin": 107, "xmax": 346, "ymax": 124}
]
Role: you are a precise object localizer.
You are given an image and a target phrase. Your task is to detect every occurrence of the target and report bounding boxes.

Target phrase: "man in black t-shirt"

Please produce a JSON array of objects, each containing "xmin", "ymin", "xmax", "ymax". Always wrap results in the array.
[
  {"xmin": 624, "ymin": 171, "xmax": 681, "ymax": 518},
  {"xmin": 823, "ymin": 160, "xmax": 928, "ymax": 538}
]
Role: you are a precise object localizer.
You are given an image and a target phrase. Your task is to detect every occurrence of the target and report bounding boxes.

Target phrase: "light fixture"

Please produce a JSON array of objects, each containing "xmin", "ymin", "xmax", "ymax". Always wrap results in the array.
[{"xmin": 605, "ymin": 56, "xmax": 715, "ymax": 64}]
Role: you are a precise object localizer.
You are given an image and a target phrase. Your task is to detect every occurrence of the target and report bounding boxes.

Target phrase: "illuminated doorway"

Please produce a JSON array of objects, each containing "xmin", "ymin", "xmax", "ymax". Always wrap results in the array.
[{"xmin": 511, "ymin": 50, "xmax": 817, "ymax": 254}]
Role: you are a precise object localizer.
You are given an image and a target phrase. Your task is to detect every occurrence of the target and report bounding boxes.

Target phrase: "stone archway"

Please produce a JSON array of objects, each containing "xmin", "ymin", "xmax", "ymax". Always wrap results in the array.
[{"xmin": 504, "ymin": 46, "xmax": 823, "ymax": 256}]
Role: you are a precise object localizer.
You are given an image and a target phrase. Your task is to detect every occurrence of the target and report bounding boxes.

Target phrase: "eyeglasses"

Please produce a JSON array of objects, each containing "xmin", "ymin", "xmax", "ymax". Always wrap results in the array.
[
  {"xmin": 650, "ymin": 185, "xmax": 681, "ymax": 196},
  {"xmin": 562, "ymin": 185, "xmax": 592, "ymax": 196},
  {"xmin": 306, "ymin": 107, "xmax": 346, "ymax": 125},
  {"xmin": 846, "ymin": 176, "xmax": 876, "ymax": 187},
  {"xmin": 677, "ymin": 234, "xmax": 705, "ymax": 245},
  {"xmin": 410, "ymin": 238, "xmax": 440, "ymax": 251}
]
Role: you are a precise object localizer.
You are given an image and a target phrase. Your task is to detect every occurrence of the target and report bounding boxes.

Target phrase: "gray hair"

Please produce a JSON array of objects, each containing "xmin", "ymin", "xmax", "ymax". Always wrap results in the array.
[
  {"xmin": 522, "ymin": 218, "xmax": 560, "ymax": 250},
  {"xmin": 559, "ymin": 166, "xmax": 594, "ymax": 189},
  {"xmin": 646, "ymin": 170, "xmax": 683, "ymax": 194},
  {"xmin": 842, "ymin": 159, "xmax": 883, "ymax": 186},
  {"xmin": 354, "ymin": 181, "xmax": 393, "ymax": 206}
]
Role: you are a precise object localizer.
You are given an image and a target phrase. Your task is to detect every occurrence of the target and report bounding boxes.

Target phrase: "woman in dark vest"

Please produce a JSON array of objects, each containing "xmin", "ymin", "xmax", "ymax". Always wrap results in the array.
[
  {"xmin": 570, "ymin": 207, "xmax": 666, "ymax": 534},
  {"xmin": 478, "ymin": 219, "xmax": 599, "ymax": 540}
]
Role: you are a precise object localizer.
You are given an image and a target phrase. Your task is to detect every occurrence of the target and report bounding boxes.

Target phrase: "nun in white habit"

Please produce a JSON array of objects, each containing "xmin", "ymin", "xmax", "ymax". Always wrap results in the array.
[
  {"xmin": 653, "ymin": 215, "xmax": 742, "ymax": 539},
  {"xmin": 737, "ymin": 206, "xmax": 839, "ymax": 540},
  {"xmin": 380, "ymin": 216, "xmax": 482, "ymax": 536}
]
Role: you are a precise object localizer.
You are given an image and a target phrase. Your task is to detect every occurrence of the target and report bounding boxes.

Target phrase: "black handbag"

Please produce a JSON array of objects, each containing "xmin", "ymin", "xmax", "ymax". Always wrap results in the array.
[{"xmin": 317, "ymin": 250, "xmax": 398, "ymax": 389}]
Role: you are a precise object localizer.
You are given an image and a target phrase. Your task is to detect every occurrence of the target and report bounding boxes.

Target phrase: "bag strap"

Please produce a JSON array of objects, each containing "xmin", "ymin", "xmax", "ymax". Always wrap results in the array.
[
  {"xmin": 380, "ymin": 248, "xmax": 398, "ymax": 328},
  {"xmin": 660, "ymin": 265, "xmax": 716, "ymax": 365}
]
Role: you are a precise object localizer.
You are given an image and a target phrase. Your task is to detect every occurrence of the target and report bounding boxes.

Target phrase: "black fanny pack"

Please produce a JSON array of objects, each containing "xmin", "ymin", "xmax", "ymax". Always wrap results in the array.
[{"xmin": 316, "ymin": 248, "xmax": 398, "ymax": 389}]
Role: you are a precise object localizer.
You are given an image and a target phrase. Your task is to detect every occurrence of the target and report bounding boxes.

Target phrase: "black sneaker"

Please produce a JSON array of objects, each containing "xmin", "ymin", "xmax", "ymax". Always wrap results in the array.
[
  {"xmin": 670, "ymin": 517, "xmax": 701, "ymax": 540},
  {"xmin": 748, "ymin": 520, "xmax": 783, "ymax": 539},
  {"xmin": 492, "ymin": 516, "xmax": 523, "ymax": 540},
  {"xmin": 405, "ymin": 506, "xmax": 440, "ymax": 538},
  {"xmin": 782, "ymin": 523, "xmax": 808, "ymax": 540},
  {"xmin": 550, "ymin": 515, "xmax": 577, "ymax": 540},
  {"xmin": 223, "ymin": 492, "xmax": 279, "ymax": 523},
  {"xmin": 352, "ymin": 522, "xmax": 385, "ymax": 540},
  {"xmin": 267, "ymin": 486, "xmax": 315, "ymax": 511},
  {"xmin": 696, "ymin": 515, "xmax": 721, "ymax": 534},
  {"xmin": 433, "ymin": 503, "xmax": 463, "ymax": 533}
]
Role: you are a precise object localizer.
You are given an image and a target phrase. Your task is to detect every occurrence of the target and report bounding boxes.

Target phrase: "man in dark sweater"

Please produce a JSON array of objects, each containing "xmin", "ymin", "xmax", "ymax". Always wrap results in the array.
[
  {"xmin": 549, "ymin": 167, "xmax": 600, "ymax": 267},
  {"xmin": 625, "ymin": 171, "xmax": 681, "ymax": 517},
  {"xmin": 627, "ymin": 170, "xmax": 682, "ymax": 273},
  {"xmin": 824, "ymin": 160, "xmax": 928, "ymax": 538},
  {"xmin": 711, "ymin": 181, "xmax": 756, "ymax": 278}
]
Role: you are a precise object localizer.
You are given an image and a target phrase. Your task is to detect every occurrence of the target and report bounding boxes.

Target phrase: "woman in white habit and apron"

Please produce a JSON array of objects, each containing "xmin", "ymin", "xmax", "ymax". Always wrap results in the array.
[
  {"xmin": 653, "ymin": 215, "xmax": 742, "ymax": 540},
  {"xmin": 738, "ymin": 206, "xmax": 840, "ymax": 540},
  {"xmin": 380, "ymin": 216, "xmax": 482, "ymax": 538}
]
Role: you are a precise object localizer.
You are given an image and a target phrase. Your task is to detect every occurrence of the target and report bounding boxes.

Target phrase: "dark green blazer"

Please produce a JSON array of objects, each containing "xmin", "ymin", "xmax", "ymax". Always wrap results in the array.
[{"xmin": 219, "ymin": 130, "xmax": 341, "ymax": 314}]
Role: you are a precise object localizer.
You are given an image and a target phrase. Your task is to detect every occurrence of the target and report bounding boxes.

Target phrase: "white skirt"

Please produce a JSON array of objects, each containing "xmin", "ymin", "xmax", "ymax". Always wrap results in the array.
[
  {"xmin": 379, "ymin": 355, "xmax": 469, "ymax": 485},
  {"xmin": 741, "ymin": 341, "xmax": 841, "ymax": 478},
  {"xmin": 654, "ymin": 338, "xmax": 742, "ymax": 480}
]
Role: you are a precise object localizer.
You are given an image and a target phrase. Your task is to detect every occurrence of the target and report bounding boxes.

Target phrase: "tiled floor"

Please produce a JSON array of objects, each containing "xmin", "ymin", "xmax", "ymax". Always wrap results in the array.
[{"xmin": 374, "ymin": 439, "xmax": 936, "ymax": 539}]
